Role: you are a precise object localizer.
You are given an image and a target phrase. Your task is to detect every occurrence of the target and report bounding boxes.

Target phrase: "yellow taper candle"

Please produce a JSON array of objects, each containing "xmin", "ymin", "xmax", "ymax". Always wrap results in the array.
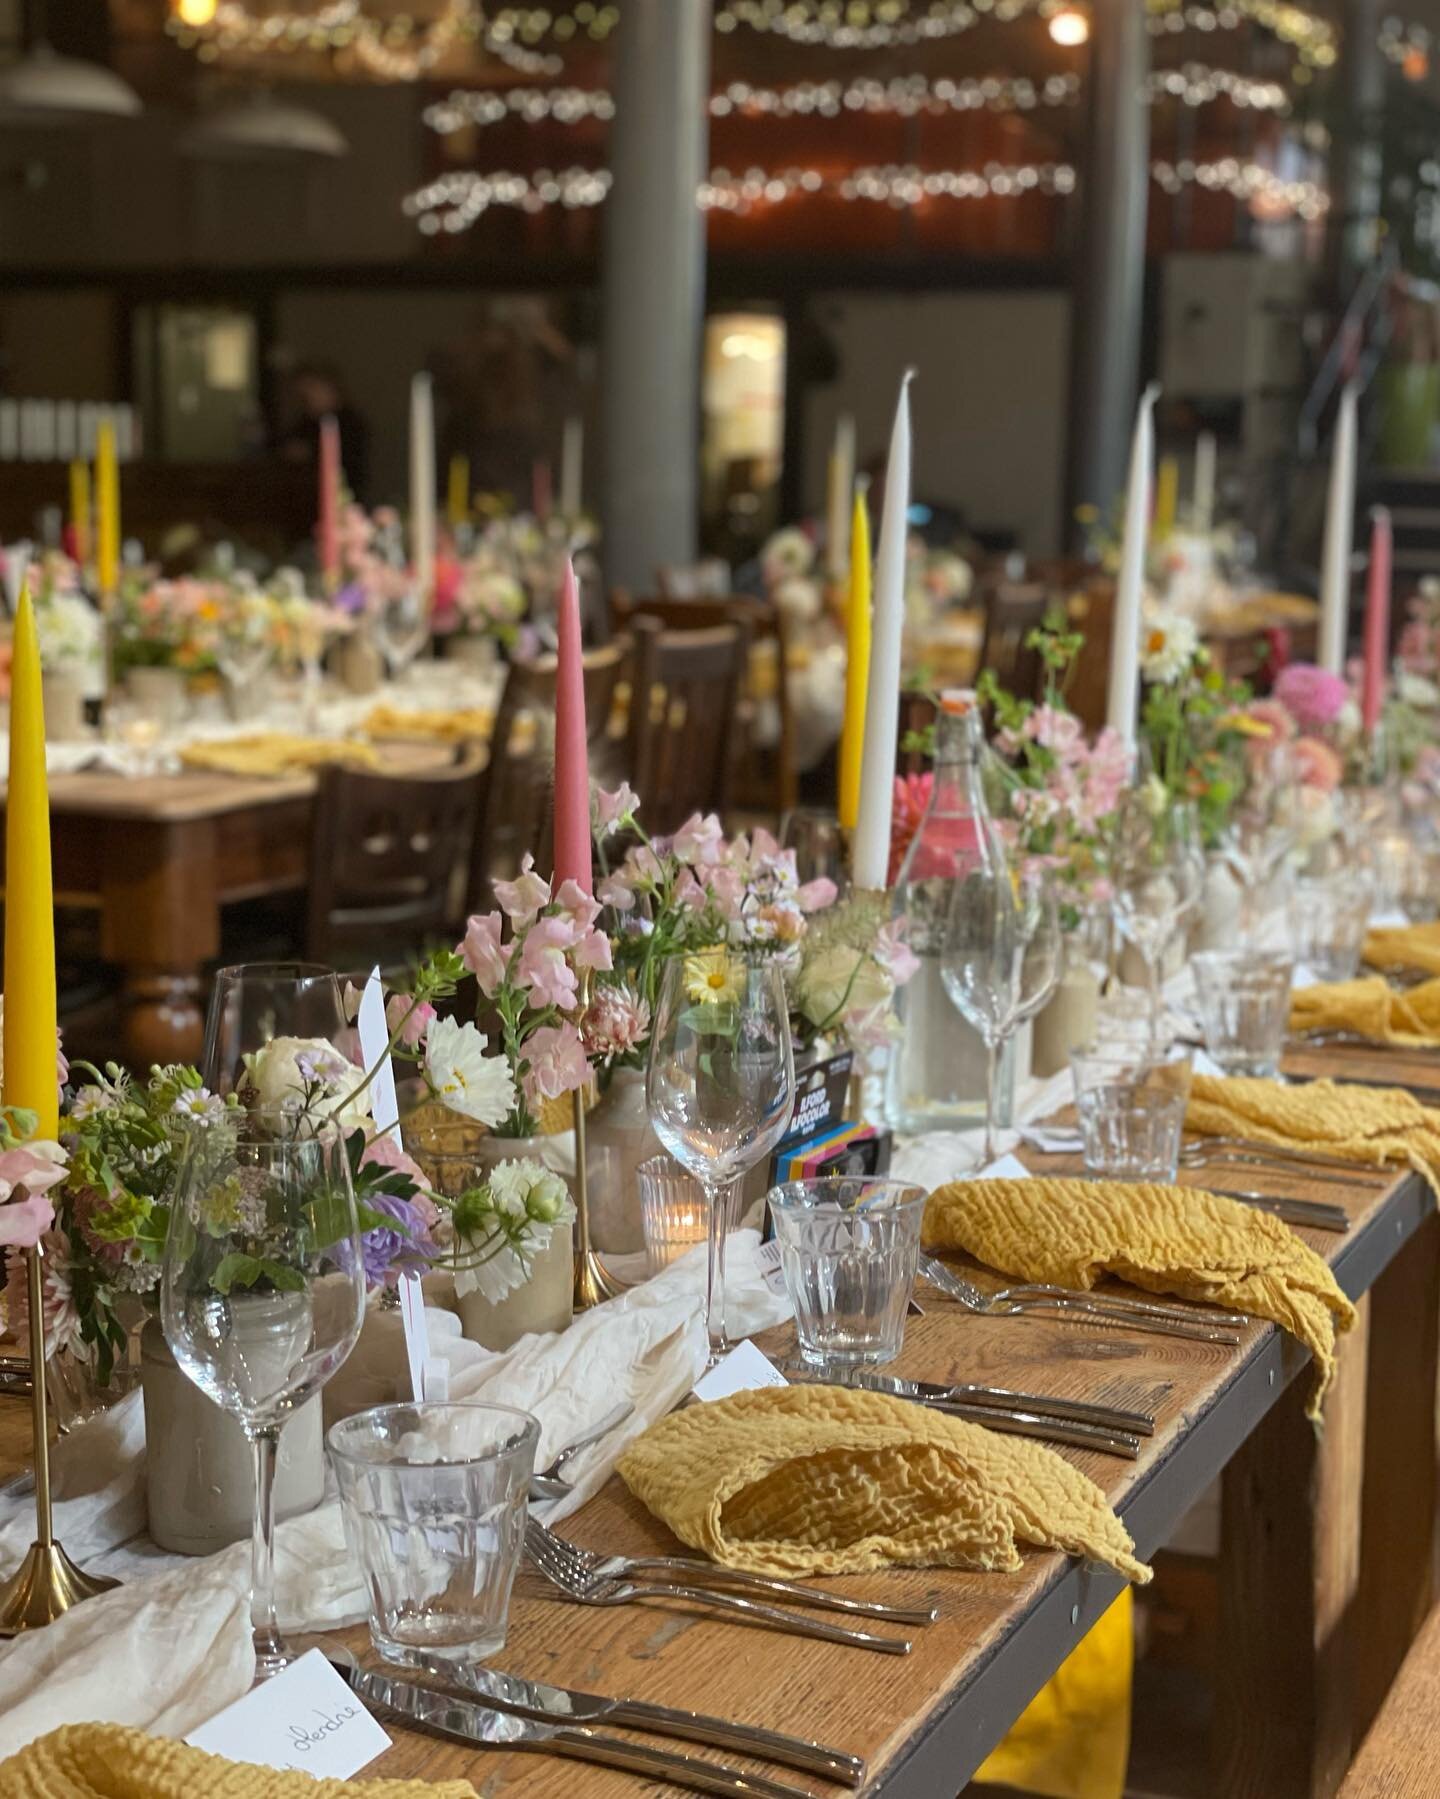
[
  {"xmin": 1154, "ymin": 453, "xmax": 1179, "ymax": 542},
  {"xmin": 837, "ymin": 484, "xmax": 872, "ymax": 833},
  {"xmin": 4, "ymin": 589, "xmax": 58, "ymax": 1140},
  {"xmin": 95, "ymin": 416, "xmax": 119, "ymax": 600},
  {"xmin": 68, "ymin": 460, "xmax": 90, "ymax": 568},
  {"xmin": 447, "ymin": 454, "xmax": 470, "ymax": 529}
]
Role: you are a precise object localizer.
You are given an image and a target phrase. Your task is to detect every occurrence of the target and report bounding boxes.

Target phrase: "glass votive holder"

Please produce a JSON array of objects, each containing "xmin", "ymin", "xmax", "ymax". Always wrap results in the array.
[
  {"xmin": 1291, "ymin": 869, "xmax": 1372, "ymax": 982},
  {"xmin": 766, "ymin": 1176, "xmax": 928, "ymax": 1369},
  {"xmin": 327, "ymin": 1401, "xmax": 539, "ymax": 1666},
  {"xmin": 1191, "ymin": 950, "xmax": 1294, "ymax": 1078},
  {"xmin": 637, "ymin": 1155, "xmax": 709, "ymax": 1277},
  {"xmin": 1070, "ymin": 1045, "xmax": 1193, "ymax": 1182}
]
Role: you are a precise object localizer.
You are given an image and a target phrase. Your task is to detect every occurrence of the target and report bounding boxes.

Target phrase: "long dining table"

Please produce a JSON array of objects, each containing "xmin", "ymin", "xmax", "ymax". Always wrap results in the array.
[
  {"xmin": 4, "ymin": 1050, "xmax": 1434, "ymax": 1798},
  {"xmin": 0, "ymin": 744, "xmax": 456, "ymax": 1070}
]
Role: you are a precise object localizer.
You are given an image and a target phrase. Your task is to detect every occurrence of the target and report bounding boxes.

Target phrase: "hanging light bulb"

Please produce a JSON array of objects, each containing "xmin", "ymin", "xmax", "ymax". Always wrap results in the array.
[{"xmin": 1048, "ymin": 6, "xmax": 1091, "ymax": 47}]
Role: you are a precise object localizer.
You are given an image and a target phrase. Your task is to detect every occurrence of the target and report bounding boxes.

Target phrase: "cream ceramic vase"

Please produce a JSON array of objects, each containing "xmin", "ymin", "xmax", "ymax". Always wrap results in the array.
[
  {"xmin": 585, "ymin": 1067, "xmax": 658, "ymax": 1258},
  {"xmin": 140, "ymin": 1309, "xmax": 325, "ymax": 1556},
  {"xmin": 126, "ymin": 666, "xmax": 188, "ymax": 730},
  {"xmin": 336, "ymin": 632, "xmax": 383, "ymax": 696},
  {"xmin": 445, "ymin": 634, "xmax": 498, "ymax": 672},
  {"xmin": 41, "ymin": 668, "xmax": 86, "ymax": 741},
  {"xmin": 1192, "ymin": 854, "xmax": 1243, "ymax": 952},
  {"xmin": 1031, "ymin": 956, "xmax": 1102, "ymax": 1079}
]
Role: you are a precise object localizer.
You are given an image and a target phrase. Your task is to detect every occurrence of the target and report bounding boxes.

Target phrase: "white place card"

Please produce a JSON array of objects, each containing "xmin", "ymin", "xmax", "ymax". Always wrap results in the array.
[
  {"xmin": 1191, "ymin": 1049, "xmax": 1228, "ymax": 1079},
  {"xmin": 976, "ymin": 1153, "xmax": 1032, "ymax": 1181},
  {"xmin": 1370, "ymin": 908, "xmax": 1410, "ymax": 931},
  {"xmin": 186, "ymin": 1649, "xmax": 390, "ymax": 1779},
  {"xmin": 694, "ymin": 1339, "xmax": 789, "ymax": 1402},
  {"xmin": 754, "ymin": 1237, "xmax": 789, "ymax": 1297}
]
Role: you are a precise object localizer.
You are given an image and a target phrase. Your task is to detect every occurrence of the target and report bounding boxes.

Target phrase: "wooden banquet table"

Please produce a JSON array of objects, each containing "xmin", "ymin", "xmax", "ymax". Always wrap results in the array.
[
  {"xmin": 0, "ymin": 744, "xmax": 454, "ymax": 1070},
  {"xmin": 4, "ymin": 1056, "xmax": 1438, "ymax": 1799}
]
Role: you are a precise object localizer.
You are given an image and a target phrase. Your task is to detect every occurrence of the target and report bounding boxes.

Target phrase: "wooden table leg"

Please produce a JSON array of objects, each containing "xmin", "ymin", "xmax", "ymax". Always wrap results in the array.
[
  {"xmin": 1355, "ymin": 1208, "xmax": 1440, "ymax": 1736},
  {"xmin": 99, "ymin": 817, "xmax": 218, "ymax": 1070},
  {"xmin": 1214, "ymin": 1295, "xmax": 1371, "ymax": 1798}
]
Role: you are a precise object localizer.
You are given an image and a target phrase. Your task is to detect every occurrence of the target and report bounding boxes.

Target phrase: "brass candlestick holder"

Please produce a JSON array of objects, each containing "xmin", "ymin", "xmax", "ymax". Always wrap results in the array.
[
  {"xmin": 571, "ymin": 969, "xmax": 620, "ymax": 1311},
  {"xmin": 0, "ymin": 1243, "xmax": 120, "ymax": 1634}
]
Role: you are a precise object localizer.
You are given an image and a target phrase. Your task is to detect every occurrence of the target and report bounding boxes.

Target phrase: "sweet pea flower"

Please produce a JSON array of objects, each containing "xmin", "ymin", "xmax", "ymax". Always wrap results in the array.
[
  {"xmin": 552, "ymin": 879, "xmax": 601, "ymax": 933},
  {"xmin": 459, "ymin": 911, "xmax": 509, "ymax": 994},
  {"xmin": 570, "ymin": 925, "xmax": 613, "ymax": 974},
  {"xmin": 874, "ymin": 920, "xmax": 921, "ymax": 988},
  {"xmin": 493, "ymin": 853, "xmax": 551, "ymax": 925},
  {"xmin": 673, "ymin": 813, "xmax": 725, "ymax": 868},
  {"xmin": 592, "ymin": 782, "xmax": 640, "ymax": 835},
  {"xmin": 796, "ymin": 877, "xmax": 839, "ymax": 913},
  {"xmin": 522, "ymin": 1022, "xmax": 591, "ymax": 1104},
  {"xmin": 0, "ymin": 1138, "xmax": 67, "ymax": 1249},
  {"xmin": 517, "ymin": 916, "xmax": 581, "ymax": 1010},
  {"xmin": 597, "ymin": 872, "xmax": 636, "ymax": 913},
  {"xmin": 386, "ymin": 993, "xmax": 436, "ymax": 1048}
]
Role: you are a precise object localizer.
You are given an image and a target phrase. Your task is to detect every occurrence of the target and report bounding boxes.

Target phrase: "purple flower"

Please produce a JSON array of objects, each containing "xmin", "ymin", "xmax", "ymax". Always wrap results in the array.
[{"xmin": 360, "ymin": 1192, "xmax": 439, "ymax": 1289}]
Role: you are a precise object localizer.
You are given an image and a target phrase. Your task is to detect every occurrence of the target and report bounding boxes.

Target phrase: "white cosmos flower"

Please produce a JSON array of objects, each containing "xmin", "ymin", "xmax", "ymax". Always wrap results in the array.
[
  {"xmin": 1139, "ymin": 613, "xmax": 1199, "ymax": 685},
  {"xmin": 425, "ymin": 1017, "xmax": 516, "ymax": 1128}
]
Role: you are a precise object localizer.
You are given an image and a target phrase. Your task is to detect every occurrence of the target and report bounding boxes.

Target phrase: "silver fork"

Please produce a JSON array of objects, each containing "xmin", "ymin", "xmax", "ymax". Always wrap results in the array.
[
  {"xmin": 917, "ymin": 1254, "xmax": 1245, "ymax": 1343},
  {"xmin": 530, "ymin": 1403, "xmax": 635, "ymax": 1502},
  {"xmin": 527, "ymin": 1516, "xmax": 936, "ymax": 1625},
  {"xmin": 1022, "ymin": 1127, "xmax": 1372, "ymax": 1186},
  {"xmin": 526, "ymin": 1520, "xmax": 916, "ymax": 1654}
]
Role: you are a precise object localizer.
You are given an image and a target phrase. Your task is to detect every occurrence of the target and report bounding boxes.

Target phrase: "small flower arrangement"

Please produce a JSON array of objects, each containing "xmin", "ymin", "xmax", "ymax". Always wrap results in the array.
[
  {"xmin": 112, "ymin": 576, "xmax": 228, "ymax": 676},
  {"xmin": 792, "ymin": 892, "xmax": 919, "ymax": 1053},
  {"xmin": 334, "ymin": 503, "xmax": 414, "ymax": 617},
  {"xmin": 1136, "ymin": 618, "xmax": 1253, "ymax": 843},
  {"xmin": 34, "ymin": 589, "xmax": 103, "ymax": 679},
  {"xmin": 447, "ymin": 1156, "xmax": 576, "ymax": 1304},
  {"xmin": 759, "ymin": 525, "xmax": 825, "ymax": 626},
  {"xmin": 904, "ymin": 538, "xmax": 974, "ymax": 625}
]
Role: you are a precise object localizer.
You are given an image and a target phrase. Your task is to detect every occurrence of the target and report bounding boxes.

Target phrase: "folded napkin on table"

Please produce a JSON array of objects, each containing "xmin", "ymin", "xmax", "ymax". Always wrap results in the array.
[
  {"xmin": 361, "ymin": 703, "xmax": 494, "ymax": 744},
  {"xmin": 178, "ymin": 734, "xmax": 379, "ymax": 779},
  {"xmin": 1187, "ymin": 1071, "xmax": 1440, "ymax": 1193},
  {"xmin": 925, "ymin": 1176, "xmax": 1355, "ymax": 1419},
  {"xmin": 618, "ymin": 1383, "xmax": 1149, "ymax": 1582},
  {"xmin": 0, "ymin": 1725, "xmax": 475, "ymax": 1798},
  {"xmin": 1290, "ymin": 973, "xmax": 1440, "ymax": 1046},
  {"xmin": 1365, "ymin": 919, "xmax": 1440, "ymax": 977}
]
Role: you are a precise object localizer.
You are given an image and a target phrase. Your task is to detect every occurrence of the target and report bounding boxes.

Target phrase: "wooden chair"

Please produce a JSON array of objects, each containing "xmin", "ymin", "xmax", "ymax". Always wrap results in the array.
[
  {"xmin": 305, "ymin": 753, "xmax": 485, "ymax": 965},
  {"xmin": 627, "ymin": 617, "xmax": 748, "ymax": 834},
  {"xmin": 977, "ymin": 580, "xmax": 1053, "ymax": 706},
  {"xmin": 897, "ymin": 689, "xmax": 939, "ymax": 778},
  {"xmin": 467, "ymin": 639, "xmax": 633, "ymax": 914},
  {"xmin": 610, "ymin": 592, "xmax": 797, "ymax": 816},
  {"xmin": 1065, "ymin": 579, "xmax": 1115, "ymax": 736}
]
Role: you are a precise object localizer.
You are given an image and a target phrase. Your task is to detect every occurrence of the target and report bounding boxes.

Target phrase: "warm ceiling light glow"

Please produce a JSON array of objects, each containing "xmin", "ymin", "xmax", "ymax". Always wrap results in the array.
[
  {"xmin": 1049, "ymin": 7, "xmax": 1090, "ymax": 47},
  {"xmin": 174, "ymin": 0, "xmax": 219, "ymax": 23}
]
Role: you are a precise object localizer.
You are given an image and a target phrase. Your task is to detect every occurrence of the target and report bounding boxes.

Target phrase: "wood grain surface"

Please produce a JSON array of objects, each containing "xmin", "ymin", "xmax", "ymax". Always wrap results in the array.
[
  {"xmin": 1, "ymin": 1120, "xmax": 1430, "ymax": 1798},
  {"xmin": 1339, "ymin": 1598, "xmax": 1440, "ymax": 1796}
]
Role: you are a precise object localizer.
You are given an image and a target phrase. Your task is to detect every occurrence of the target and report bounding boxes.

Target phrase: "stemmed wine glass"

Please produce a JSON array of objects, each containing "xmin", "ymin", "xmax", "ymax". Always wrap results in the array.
[
  {"xmin": 646, "ymin": 952, "xmax": 796, "ymax": 1366},
  {"xmin": 1110, "ymin": 793, "xmax": 1204, "ymax": 1043},
  {"xmin": 203, "ymin": 962, "xmax": 350, "ymax": 1099},
  {"xmin": 942, "ymin": 864, "xmax": 1062, "ymax": 1162},
  {"xmin": 161, "ymin": 1112, "xmax": 365, "ymax": 1678},
  {"xmin": 373, "ymin": 585, "xmax": 430, "ymax": 684},
  {"xmin": 1219, "ymin": 737, "xmax": 1297, "ymax": 934}
]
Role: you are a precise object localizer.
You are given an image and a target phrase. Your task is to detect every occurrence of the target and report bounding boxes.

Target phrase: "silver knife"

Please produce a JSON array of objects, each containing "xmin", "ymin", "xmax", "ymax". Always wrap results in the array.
[
  {"xmin": 787, "ymin": 1364, "xmax": 1156, "ymax": 1435},
  {"xmin": 780, "ymin": 1368, "xmax": 1141, "ymax": 1458},
  {"xmin": 399, "ymin": 1651, "xmax": 865, "ymax": 1787},
  {"xmin": 337, "ymin": 1659, "xmax": 817, "ymax": 1799},
  {"xmin": 1205, "ymin": 1189, "xmax": 1350, "ymax": 1232}
]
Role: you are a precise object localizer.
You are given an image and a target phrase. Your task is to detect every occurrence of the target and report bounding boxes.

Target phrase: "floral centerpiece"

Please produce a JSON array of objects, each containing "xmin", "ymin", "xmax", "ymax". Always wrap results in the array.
[
  {"xmin": 904, "ymin": 537, "xmax": 974, "ymax": 627},
  {"xmin": 111, "ymin": 577, "xmax": 226, "ymax": 678},
  {"xmin": 759, "ymin": 526, "xmax": 825, "ymax": 627},
  {"xmin": 1135, "ymin": 612, "xmax": 1255, "ymax": 844}
]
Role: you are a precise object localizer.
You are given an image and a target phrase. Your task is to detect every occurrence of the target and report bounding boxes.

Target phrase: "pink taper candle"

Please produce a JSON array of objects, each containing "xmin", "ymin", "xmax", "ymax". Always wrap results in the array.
[
  {"xmin": 318, "ymin": 414, "xmax": 341, "ymax": 594},
  {"xmin": 552, "ymin": 556, "xmax": 592, "ymax": 894},
  {"xmin": 1361, "ymin": 505, "xmax": 1392, "ymax": 737}
]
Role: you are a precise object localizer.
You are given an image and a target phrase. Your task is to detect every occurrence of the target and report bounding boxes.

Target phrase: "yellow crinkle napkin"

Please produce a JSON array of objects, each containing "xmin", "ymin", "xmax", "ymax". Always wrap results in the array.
[
  {"xmin": 362, "ymin": 703, "xmax": 494, "ymax": 743},
  {"xmin": 179, "ymin": 733, "xmax": 380, "ymax": 779},
  {"xmin": 616, "ymin": 1383, "xmax": 1150, "ymax": 1584},
  {"xmin": 1366, "ymin": 919, "xmax": 1440, "ymax": 977},
  {"xmin": 925, "ymin": 1176, "xmax": 1354, "ymax": 1420},
  {"xmin": 1290, "ymin": 973, "xmax": 1440, "ymax": 1046},
  {"xmin": 1188, "ymin": 1071, "xmax": 1440, "ymax": 1193},
  {"xmin": 0, "ymin": 1724, "xmax": 476, "ymax": 1799}
]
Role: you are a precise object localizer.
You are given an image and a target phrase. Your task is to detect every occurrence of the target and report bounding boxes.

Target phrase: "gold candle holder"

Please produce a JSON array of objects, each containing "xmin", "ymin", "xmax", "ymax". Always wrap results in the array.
[
  {"xmin": 571, "ymin": 969, "xmax": 620, "ymax": 1311},
  {"xmin": 0, "ymin": 1243, "xmax": 119, "ymax": 1635}
]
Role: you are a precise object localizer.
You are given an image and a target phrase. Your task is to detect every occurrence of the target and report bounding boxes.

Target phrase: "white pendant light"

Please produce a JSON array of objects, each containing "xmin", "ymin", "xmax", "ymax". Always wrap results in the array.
[
  {"xmin": 179, "ymin": 96, "xmax": 348, "ymax": 161},
  {"xmin": 0, "ymin": 42, "xmax": 142, "ymax": 123}
]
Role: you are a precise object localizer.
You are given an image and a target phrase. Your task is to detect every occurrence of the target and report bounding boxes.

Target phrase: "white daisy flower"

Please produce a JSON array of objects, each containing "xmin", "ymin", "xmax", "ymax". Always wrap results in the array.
[{"xmin": 1139, "ymin": 613, "xmax": 1199, "ymax": 685}]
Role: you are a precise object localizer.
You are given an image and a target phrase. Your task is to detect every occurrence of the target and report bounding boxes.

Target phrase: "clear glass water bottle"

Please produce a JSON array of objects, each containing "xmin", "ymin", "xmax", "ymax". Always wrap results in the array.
[{"xmin": 885, "ymin": 689, "xmax": 1017, "ymax": 1135}]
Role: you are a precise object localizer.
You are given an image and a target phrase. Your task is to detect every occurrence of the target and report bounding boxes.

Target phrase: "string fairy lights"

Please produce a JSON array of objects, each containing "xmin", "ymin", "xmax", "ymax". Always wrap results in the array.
[{"xmin": 403, "ymin": 155, "xmax": 1327, "ymax": 234}]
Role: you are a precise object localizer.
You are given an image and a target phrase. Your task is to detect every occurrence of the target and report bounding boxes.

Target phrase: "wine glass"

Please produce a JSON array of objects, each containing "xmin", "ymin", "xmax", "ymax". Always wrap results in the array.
[
  {"xmin": 646, "ymin": 952, "xmax": 796, "ymax": 1366},
  {"xmin": 161, "ymin": 1112, "xmax": 365, "ymax": 1678},
  {"xmin": 942, "ymin": 865, "xmax": 1062, "ymax": 1162},
  {"xmin": 1110, "ymin": 794, "xmax": 1204, "ymax": 1043},
  {"xmin": 373, "ymin": 585, "xmax": 430, "ymax": 683},
  {"xmin": 1219, "ymin": 738, "xmax": 1298, "ymax": 934},
  {"xmin": 203, "ymin": 963, "xmax": 349, "ymax": 1099}
]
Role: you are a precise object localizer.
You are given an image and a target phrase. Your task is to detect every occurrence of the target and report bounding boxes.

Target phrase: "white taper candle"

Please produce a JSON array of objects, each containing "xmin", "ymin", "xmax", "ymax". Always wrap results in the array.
[
  {"xmin": 409, "ymin": 371, "xmax": 436, "ymax": 607},
  {"xmin": 1319, "ymin": 380, "xmax": 1358, "ymax": 676},
  {"xmin": 1106, "ymin": 382, "xmax": 1160, "ymax": 749},
  {"xmin": 851, "ymin": 373, "xmax": 913, "ymax": 891}
]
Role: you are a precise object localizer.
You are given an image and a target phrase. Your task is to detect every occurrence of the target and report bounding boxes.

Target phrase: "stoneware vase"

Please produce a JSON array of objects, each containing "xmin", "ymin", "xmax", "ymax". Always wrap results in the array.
[
  {"xmin": 140, "ymin": 1310, "xmax": 325, "ymax": 1556},
  {"xmin": 126, "ymin": 665, "xmax": 188, "ymax": 730},
  {"xmin": 449, "ymin": 1133, "xmax": 576, "ymax": 1351},
  {"xmin": 585, "ymin": 1067, "xmax": 658, "ymax": 1260},
  {"xmin": 41, "ymin": 668, "xmax": 86, "ymax": 742},
  {"xmin": 1031, "ymin": 955, "xmax": 1102, "ymax": 1079},
  {"xmin": 335, "ymin": 632, "xmax": 383, "ymax": 696}
]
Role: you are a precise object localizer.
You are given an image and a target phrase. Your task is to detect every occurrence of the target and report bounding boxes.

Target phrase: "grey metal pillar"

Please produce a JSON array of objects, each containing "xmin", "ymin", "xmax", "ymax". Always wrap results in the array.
[
  {"xmin": 1332, "ymin": 0, "xmax": 1385, "ymax": 292},
  {"xmin": 1065, "ymin": 0, "xmax": 1151, "ymax": 541},
  {"xmin": 600, "ymin": 0, "xmax": 712, "ymax": 594}
]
